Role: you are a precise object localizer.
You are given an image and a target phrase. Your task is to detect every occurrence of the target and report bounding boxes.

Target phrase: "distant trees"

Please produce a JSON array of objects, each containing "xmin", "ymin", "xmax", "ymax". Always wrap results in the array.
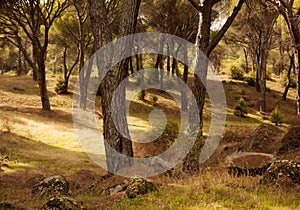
[
  {"xmin": 0, "ymin": 0, "xmax": 68, "ymax": 110},
  {"xmin": 267, "ymin": 0, "xmax": 300, "ymax": 118}
]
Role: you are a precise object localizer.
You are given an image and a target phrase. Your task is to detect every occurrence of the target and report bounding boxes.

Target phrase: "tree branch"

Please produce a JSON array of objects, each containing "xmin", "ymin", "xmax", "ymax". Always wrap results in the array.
[
  {"xmin": 187, "ymin": 0, "xmax": 202, "ymax": 12},
  {"xmin": 207, "ymin": 0, "xmax": 245, "ymax": 56}
]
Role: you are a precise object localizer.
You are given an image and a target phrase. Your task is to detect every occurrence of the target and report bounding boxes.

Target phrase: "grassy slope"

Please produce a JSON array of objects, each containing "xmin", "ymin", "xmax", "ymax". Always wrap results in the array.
[{"xmin": 0, "ymin": 73, "xmax": 299, "ymax": 209}]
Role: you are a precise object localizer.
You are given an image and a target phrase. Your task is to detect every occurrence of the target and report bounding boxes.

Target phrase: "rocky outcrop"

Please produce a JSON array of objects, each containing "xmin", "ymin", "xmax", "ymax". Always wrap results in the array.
[
  {"xmin": 32, "ymin": 175, "xmax": 69, "ymax": 198},
  {"xmin": 278, "ymin": 127, "xmax": 300, "ymax": 156},
  {"xmin": 225, "ymin": 152, "xmax": 275, "ymax": 176},
  {"xmin": 260, "ymin": 160, "xmax": 300, "ymax": 187},
  {"xmin": 41, "ymin": 197, "xmax": 86, "ymax": 210},
  {"xmin": 242, "ymin": 123, "xmax": 284, "ymax": 154},
  {"xmin": 125, "ymin": 178, "xmax": 157, "ymax": 199}
]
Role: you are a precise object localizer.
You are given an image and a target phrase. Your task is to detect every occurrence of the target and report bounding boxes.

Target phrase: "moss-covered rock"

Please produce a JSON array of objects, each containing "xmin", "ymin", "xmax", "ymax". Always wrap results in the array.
[
  {"xmin": 41, "ymin": 197, "xmax": 86, "ymax": 210},
  {"xmin": 125, "ymin": 177, "xmax": 157, "ymax": 199},
  {"xmin": 260, "ymin": 160, "xmax": 300, "ymax": 187},
  {"xmin": 32, "ymin": 175, "xmax": 69, "ymax": 198}
]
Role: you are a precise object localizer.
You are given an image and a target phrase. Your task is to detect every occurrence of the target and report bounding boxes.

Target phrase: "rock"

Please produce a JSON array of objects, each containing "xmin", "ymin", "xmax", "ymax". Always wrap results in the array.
[
  {"xmin": 242, "ymin": 123, "xmax": 284, "ymax": 154},
  {"xmin": 32, "ymin": 175, "xmax": 69, "ymax": 198},
  {"xmin": 260, "ymin": 160, "xmax": 300, "ymax": 186},
  {"xmin": 279, "ymin": 127, "xmax": 300, "ymax": 155},
  {"xmin": 0, "ymin": 203, "xmax": 25, "ymax": 210},
  {"xmin": 41, "ymin": 197, "xmax": 86, "ymax": 210},
  {"xmin": 225, "ymin": 152, "xmax": 275, "ymax": 176},
  {"xmin": 125, "ymin": 177, "xmax": 157, "ymax": 199}
]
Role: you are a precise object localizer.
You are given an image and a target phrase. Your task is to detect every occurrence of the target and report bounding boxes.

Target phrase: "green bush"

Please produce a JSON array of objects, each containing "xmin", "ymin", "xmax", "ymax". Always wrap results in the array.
[
  {"xmin": 239, "ymin": 88, "xmax": 246, "ymax": 95},
  {"xmin": 280, "ymin": 70, "xmax": 296, "ymax": 88},
  {"xmin": 234, "ymin": 97, "xmax": 248, "ymax": 117},
  {"xmin": 270, "ymin": 107, "xmax": 285, "ymax": 126},
  {"xmin": 230, "ymin": 66, "xmax": 245, "ymax": 80},
  {"xmin": 54, "ymin": 77, "xmax": 68, "ymax": 94},
  {"xmin": 266, "ymin": 69, "xmax": 272, "ymax": 80},
  {"xmin": 159, "ymin": 121, "xmax": 179, "ymax": 146},
  {"xmin": 151, "ymin": 95, "xmax": 158, "ymax": 105},
  {"xmin": 137, "ymin": 90, "xmax": 146, "ymax": 101}
]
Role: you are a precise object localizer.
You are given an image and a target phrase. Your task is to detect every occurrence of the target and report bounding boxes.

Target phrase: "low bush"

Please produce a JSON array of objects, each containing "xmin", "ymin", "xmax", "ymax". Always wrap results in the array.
[
  {"xmin": 270, "ymin": 107, "xmax": 285, "ymax": 126},
  {"xmin": 234, "ymin": 97, "xmax": 248, "ymax": 117},
  {"xmin": 54, "ymin": 77, "xmax": 68, "ymax": 94},
  {"xmin": 230, "ymin": 66, "xmax": 245, "ymax": 80}
]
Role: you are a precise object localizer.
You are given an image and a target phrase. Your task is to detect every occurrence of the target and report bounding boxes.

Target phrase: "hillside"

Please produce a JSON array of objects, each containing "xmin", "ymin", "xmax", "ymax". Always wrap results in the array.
[{"xmin": 0, "ymin": 73, "xmax": 299, "ymax": 209}]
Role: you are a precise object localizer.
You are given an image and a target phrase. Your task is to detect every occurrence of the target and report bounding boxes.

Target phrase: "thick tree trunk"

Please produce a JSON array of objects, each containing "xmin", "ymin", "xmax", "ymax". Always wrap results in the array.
[
  {"xmin": 183, "ymin": 0, "xmax": 245, "ymax": 174},
  {"xmin": 90, "ymin": 0, "xmax": 141, "ymax": 173},
  {"xmin": 183, "ymin": 1, "xmax": 211, "ymax": 174}
]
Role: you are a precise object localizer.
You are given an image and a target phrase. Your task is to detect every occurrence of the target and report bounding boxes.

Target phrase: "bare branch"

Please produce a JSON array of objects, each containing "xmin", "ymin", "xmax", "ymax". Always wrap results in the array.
[
  {"xmin": 187, "ymin": 0, "xmax": 202, "ymax": 12},
  {"xmin": 207, "ymin": 0, "xmax": 245, "ymax": 55}
]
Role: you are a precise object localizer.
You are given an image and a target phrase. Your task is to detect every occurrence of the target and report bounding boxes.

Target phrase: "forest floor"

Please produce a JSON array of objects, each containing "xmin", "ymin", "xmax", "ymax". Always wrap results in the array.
[{"xmin": 0, "ymin": 73, "xmax": 299, "ymax": 209}]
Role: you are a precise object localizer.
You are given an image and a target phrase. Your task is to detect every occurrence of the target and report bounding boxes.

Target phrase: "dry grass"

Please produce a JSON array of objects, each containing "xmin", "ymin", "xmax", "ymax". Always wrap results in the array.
[{"xmin": 0, "ymin": 73, "xmax": 299, "ymax": 209}]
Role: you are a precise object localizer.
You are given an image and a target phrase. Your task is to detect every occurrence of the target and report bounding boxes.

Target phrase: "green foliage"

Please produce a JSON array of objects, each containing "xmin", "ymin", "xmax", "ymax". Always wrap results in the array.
[
  {"xmin": 280, "ymin": 70, "xmax": 296, "ymax": 88},
  {"xmin": 159, "ymin": 121, "xmax": 179, "ymax": 146},
  {"xmin": 137, "ymin": 90, "xmax": 146, "ymax": 101},
  {"xmin": 54, "ymin": 77, "xmax": 68, "ymax": 94},
  {"xmin": 234, "ymin": 97, "xmax": 248, "ymax": 117},
  {"xmin": 230, "ymin": 66, "xmax": 245, "ymax": 80},
  {"xmin": 239, "ymin": 88, "xmax": 246, "ymax": 95},
  {"xmin": 270, "ymin": 107, "xmax": 285, "ymax": 126},
  {"xmin": 151, "ymin": 95, "xmax": 158, "ymax": 106},
  {"xmin": 266, "ymin": 69, "xmax": 272, "ymax": 80}
]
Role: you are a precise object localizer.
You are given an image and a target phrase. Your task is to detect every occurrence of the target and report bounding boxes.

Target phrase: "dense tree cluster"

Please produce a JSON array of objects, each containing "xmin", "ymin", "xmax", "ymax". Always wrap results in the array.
[{"xmin": 0, "ymin": 0, "xmax": 299, "ymax": 174}]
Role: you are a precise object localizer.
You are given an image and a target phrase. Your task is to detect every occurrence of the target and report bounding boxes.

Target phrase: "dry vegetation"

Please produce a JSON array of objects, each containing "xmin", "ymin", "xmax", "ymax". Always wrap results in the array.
[{"xmin": 0, "ymin": 73, "xmax": 299, "ymax": 209}]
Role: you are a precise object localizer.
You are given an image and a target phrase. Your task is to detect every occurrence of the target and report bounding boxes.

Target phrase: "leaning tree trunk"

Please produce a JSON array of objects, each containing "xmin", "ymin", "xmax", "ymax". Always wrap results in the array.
[{"xmin": 283, "ymin": 55, "xmax": 294, "ymax": 101}]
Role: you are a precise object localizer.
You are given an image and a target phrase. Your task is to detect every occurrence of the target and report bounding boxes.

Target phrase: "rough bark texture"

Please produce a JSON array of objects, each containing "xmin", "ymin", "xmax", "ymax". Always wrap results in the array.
[
  {"xmin": 183, "ymin": 0, "xmax": 245, "ymax": 174},
  {"xmin": 89, "ymin": 0, "xmax": 141, "ymax": 173}
]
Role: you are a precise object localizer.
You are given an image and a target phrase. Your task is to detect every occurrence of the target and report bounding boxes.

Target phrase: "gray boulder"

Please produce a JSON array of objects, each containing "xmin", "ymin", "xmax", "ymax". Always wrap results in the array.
[{"xmin": 32, "ymin": 175, "xmax": 69, "ymax": 198}]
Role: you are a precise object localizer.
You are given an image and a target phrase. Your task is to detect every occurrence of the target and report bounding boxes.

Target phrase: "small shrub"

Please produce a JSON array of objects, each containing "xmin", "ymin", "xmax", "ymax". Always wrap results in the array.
[
  {"xmin": 239, "ymin": 88, "xmax": 246, "ymax": 95},
  {"xmin": 137, "ymin": 90, "xmax": 146, "ymax": 101},
  {"xmin": 280, "ymin": 70, "xmax": 296, "ymax": 88},
  {"xmin": 230, "ymin": 66, "xmax": 245, "ymax": 80},
  {"xmin": 270, "ymin": 107, "xmax": 285, "ymax": 126},
  {"xmin": 151, "ymin": 95, "xmax": 158, "ymax": 106},
  {"xmin": 159, "ymin": 121, "xmax": 179, "ymax": 146},
  {"xmin": 234, "ymin": 97, "xmax": 248, "ymax": 117},
  {"xmin": 266, "ymin": 69, "xmax": 272, "ymax": 80},
  {"xmin": 54, "ymin": 77, "xmax": 68, "ymax": 94}
]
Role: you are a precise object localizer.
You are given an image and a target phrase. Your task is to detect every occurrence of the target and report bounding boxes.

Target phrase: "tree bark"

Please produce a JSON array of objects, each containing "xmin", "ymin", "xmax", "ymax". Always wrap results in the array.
[
  {"xmin": 283, "ymin": 55, "xmax": 294, "ymax": 101},
  {"xmin": 90, "ymin": 0, "xmax": 141, "ymax": 173},
  {"xmin": 183, "ymin": 0, "xmax": 245, "ymax": 174}
]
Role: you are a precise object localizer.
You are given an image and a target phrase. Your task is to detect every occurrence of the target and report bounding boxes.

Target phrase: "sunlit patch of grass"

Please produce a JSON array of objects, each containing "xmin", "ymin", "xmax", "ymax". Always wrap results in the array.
[{"xmin": 111, "ymin": 172, "xmax": 300, "ymax": 210}]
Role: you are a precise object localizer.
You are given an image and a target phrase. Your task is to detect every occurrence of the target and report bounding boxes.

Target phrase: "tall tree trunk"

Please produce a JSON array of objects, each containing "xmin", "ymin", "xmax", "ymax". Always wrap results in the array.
[
  {"xmin": 37, "ymin": 52, "xmax": 51, "ymax": 110},
  {"xmin": 183, "ymin": 0, "xmax": 245, "ymax": 174},
  {"xmin": 183, "ymin": 1, "xmax": 211, "ymax": 174},
  {"xmin": 283, "ymin": 55, "xmax": 294, "ymax": 101},
  {"xmin": 90, "ymin": 0, "xmax": 141, "ymax": 173}
]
